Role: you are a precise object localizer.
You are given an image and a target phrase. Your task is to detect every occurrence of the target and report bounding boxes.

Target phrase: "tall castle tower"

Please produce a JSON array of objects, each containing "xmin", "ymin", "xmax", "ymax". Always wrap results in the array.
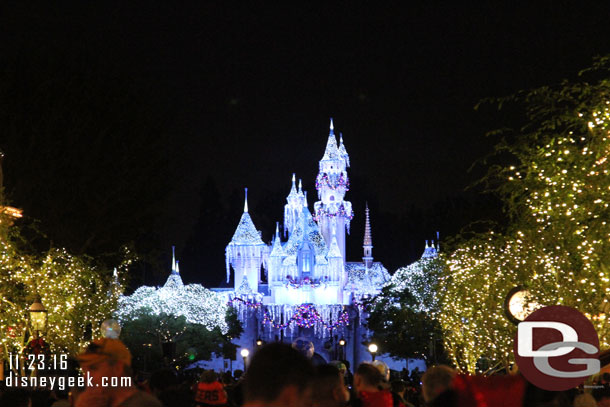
[{"xmin": 314, "ymin": 119, "xmax": 353, "ymax": 260}]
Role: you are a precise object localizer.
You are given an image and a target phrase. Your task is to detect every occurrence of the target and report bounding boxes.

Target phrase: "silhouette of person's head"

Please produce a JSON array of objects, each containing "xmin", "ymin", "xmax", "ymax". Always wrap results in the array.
[{"xmin": 243, "ymin": 343, "xmax": 315, "ymax": 407}]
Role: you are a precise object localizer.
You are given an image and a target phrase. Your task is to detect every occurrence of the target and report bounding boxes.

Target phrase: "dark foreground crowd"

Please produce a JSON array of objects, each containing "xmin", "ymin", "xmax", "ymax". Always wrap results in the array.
[{"xmin": 2, "ymin": 338, "xmax": 610, "ymax": 407}]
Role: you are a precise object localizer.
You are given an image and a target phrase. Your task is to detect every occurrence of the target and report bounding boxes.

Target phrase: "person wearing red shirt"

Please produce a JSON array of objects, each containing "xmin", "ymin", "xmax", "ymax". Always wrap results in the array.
[{"xmin": 194, "ymin": 370, "xmax": 228, "ymax": 407}]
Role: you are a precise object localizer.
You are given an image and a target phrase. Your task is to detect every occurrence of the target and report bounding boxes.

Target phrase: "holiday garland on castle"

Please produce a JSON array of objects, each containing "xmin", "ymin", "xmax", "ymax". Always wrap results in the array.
[
  {"xmin": 313, "ymin": 204, "xmax": 354, "ymax": 223},
  {"xmin": 262, "ymin": 303, "xmax": 349, "ymax": 331},
  {"xmin": 285, "ymin": 276, "xmax": 326, "ymax": 289},
  {"xmin": 315, "ymin": 172, "xmax": 350, "ymax": 191}
]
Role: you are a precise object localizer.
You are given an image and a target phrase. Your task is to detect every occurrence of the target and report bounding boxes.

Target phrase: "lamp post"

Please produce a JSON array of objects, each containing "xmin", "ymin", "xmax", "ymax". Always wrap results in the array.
[
  {"xmin": 338, "ymin": 337, "xmax": 346, "ymax": 360},
  {"xmin": 368, "ymin": 343, "xmax": 378, "ymax": 361},
  {"xmin": 241, "ymin": 348, "xmax": 249, "ymax": 370},
  {"xmin": 29, "ymin": 295, "xmax": 48, "ymax": 337},
  {"xmin": 27, "ymin": 295, "xmax": 47, "ymax": 378}
]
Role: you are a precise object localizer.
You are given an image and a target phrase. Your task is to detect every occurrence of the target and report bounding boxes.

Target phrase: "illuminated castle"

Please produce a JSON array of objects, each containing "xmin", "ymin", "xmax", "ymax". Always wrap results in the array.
[
  {"xmin": 125, "ymin": 119, "xmax": 438, "ymax": 371},
  {"xmin": 222, "ymin": 119, "xmax": 398, "ymax": 366}
]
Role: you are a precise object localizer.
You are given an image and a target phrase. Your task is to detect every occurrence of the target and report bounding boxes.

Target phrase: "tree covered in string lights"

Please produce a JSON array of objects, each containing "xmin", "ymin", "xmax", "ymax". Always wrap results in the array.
[
  {"xmin": 390, "ymin": 256, "xmax": 444, "ymax": 314},
  {"xmin": 438, "ymin": 57, "xmax": 610, "ymax": 372},
  {"xmin": 440, "ymin": 233, "xmax": 557, "ymax": 372},
  {"xmin": 116, "ymin": 281, "xmax": 231, "ymax": 333},
  {"xmin": 116, "ymin": 270, "xmax": 243, "ymax": 370},
  {"xmin": 366, "ymin": 257, "xmax": 446, "ymax": 363},
  {"xmin": 0, "ymin": 200, "xmax": 129, "ymax": 358}
]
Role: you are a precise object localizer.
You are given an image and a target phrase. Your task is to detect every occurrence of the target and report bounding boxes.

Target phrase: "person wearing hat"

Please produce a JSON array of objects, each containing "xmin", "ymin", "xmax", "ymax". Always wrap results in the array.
[{"xmin": 75, "ymin": 338, "xmax": 162, "ymax": 407}]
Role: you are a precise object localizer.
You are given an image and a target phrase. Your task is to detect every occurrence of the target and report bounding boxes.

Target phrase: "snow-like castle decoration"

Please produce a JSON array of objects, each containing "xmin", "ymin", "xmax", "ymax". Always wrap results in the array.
[{"xmin": 220, "ymin": 119, "xmax": 438, "ymax": 368}]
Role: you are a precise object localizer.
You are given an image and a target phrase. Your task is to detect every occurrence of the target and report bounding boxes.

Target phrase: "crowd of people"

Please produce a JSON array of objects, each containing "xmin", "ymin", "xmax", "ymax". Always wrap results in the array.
[{"xmin": 1, "ymin": 338, "xmax": 610, "ymax": 407}]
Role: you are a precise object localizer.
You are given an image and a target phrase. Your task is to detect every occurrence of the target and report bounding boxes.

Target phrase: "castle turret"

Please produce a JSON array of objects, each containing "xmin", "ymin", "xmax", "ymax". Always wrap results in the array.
[
  {"xmin": 163, "ymin": 246, "xmax": 184, "ymax": 290},
  {"xmin": 421, "ymin": 240, "xmax": 439, "ymax": 259},
  {"xmin": 225, "ymin": 188, "xmax": 267, "ymax": 292},
  {"xmin": 284, "ymin": 174, "xmax": 302, "ymax": 238},
  {"xmin": 338, "ymin": 133, "xmax": 350, "ymax": 167},
  {"xmin": 268, "ymin": 222, "xmax": 286, "ymax": 284},
  {"xmin": 363, "ymin": 203, "xmax": 373, "ymax": 268},
  {"xmin": 298, "ymin": 179, "xmax": 308, "ymax": 209},
  {"xmin": 314, "ymin": 118, "xmax": 353, "ymax": 260}
]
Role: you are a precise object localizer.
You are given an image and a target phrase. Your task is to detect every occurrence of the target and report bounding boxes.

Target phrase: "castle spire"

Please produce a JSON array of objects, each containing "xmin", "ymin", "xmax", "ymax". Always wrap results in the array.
[
  {"xmin": 422, "ymin": 238, "xmax": 439, "ymax": 258},
  {"xmin": 363, "ymin": 203, "xmax": 373, "ymax": 268},
  {"xmin": 298, "ymin": 179, "xmax": 303, "ymax": 194},
  {"xmin": 244, "ymin": 187, "xmax": 249, "ymax": 213},
  {"xmin": 285, "ymin": 174, "xmax": 303, "ymax": 237},
  {"xmin": 364, "ymin": 204, "xmax": 372, "ymax": 246},
  {"xmin": 172, "ymin": 245, "xmax": 176, "ymax": 273},
  {"xmin": 226, "ymin": 189, "xmax": 266, "ymax": 285},
  {"xmin": 290, "ymin": 173, "xmax": 297, "ymax": 194},
  {"xmin": 338, "ymin": 132, "xmax": 350, "ymax": 167},
  {"xmin": 270, "ymin": 221, "xmax": 285, "ymax": 259},
  {"xmin": 164, "ymin": 249, "xmax": 183, "ymax": 289},
  {"xmin": 321, "ymin": 118, "xmax": 340, "ymax": 162}
]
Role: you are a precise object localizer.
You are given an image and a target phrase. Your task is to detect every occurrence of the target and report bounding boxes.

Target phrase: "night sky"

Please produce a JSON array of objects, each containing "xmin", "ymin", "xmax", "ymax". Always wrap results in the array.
[{"xmin": 2, "ymin": 2, "xmax": 610, "ymax": 289}]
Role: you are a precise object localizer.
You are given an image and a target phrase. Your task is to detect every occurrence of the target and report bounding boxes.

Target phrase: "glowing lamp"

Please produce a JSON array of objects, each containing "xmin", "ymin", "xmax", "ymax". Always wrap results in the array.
[
  {"xmin": 29, "ymin": 295, "xmax": 47, "ymax": 334},
  {"xmin": 368, "ymin": 343, "xmax": 378, "ymax": 361},
  {"xmin": 241, "ymin": 348, "xmax": 249, "ymax": 370}
]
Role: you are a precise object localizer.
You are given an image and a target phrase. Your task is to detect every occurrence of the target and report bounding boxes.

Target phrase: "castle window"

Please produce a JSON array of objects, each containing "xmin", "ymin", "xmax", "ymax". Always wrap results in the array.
[
  {"xmin": 302, "ymin": 253, "xmax": 310, "ymax": 272},
  {"xmin": 298, "ymin": 243, "xmax": 315, "ymax": 277}
]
